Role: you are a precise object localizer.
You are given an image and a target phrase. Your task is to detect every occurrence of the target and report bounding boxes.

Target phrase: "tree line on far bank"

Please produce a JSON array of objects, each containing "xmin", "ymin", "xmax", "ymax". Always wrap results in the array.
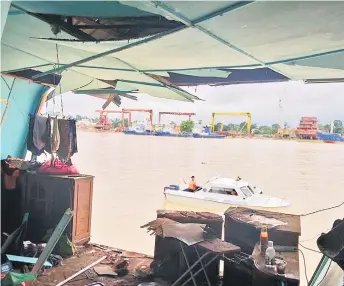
[{"xmin": 75, "ymin": 115, "xmax": 343, "ymax": 135}]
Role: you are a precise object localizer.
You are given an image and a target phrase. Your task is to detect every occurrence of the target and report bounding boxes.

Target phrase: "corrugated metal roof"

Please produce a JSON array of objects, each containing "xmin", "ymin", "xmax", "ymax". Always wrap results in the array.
[{"xmin": 1, "ymin": 1, "xmax": 344, "ymax": 104}]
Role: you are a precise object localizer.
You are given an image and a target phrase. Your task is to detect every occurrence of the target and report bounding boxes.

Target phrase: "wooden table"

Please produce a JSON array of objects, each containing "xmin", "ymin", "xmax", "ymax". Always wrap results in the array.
[{"xmin": 252, "ymin": 243, "xmax": 300, "ymax": 286}]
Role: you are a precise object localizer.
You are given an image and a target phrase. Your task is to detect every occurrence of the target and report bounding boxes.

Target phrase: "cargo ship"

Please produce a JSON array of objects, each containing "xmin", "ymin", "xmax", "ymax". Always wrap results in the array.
[{"xmin": 295, "ymin": 117, "xmax": 319, "ymax": 140}]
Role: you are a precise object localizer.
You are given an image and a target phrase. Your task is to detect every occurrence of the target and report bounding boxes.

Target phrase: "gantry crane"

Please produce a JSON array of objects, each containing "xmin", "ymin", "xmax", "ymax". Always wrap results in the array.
[
  {"xmin": 210, "ymin": 112, "xmax": 252, "ymax": 135},
  {"xmin": 95, "ymin": 109, "xmax": 131, "ymax": 130},
  {"xmin": 158, "ymin": 112, "xmax": 196, "ymax": 124},
  {"xmin": 121, "ymin": 109, "xmax": 153, "ymax": 126}
]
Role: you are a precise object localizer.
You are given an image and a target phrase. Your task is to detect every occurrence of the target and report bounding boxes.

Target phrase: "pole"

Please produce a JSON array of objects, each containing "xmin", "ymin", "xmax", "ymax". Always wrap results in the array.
[
  {"xmin": 210, "ymin": 113, "xmax": 215, "ymax": 132},
  {"xmin": 247, "ymin": 113, "xmax": 252, "ymax": 135},
  {"xmin": 159, "ymin": 112, "xmax": 161, "ymax": 124},
  {"xmin": 128, "ymin": 113, "xmax": 132, "ymax": 126},
  {"xmin": 121, "ymin": 111, "xmax": 124, "ymax": 128}
]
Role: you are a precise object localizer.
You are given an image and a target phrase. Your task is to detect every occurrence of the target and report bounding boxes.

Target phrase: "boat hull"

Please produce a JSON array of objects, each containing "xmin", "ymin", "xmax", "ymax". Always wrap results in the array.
[
  {"xmin": 155, "ymin": 131, "xmax": 194, "ymax": 138},
  {"xmin": 193, "ymin": 133, "xmax": 226, "ymax": 139},
  {"xmin": 123, "ymin": 130, "xmax": 154, "ymax": 136},
  {"xmin": 164, "ymin": 191, "xmax": 290, "ymax": 213}
]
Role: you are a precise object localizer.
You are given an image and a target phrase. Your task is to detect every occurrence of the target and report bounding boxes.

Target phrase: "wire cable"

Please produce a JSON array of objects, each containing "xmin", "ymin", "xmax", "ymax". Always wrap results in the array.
[
  {"xmin": 299, "ymin": 243, "xmax": 322, "ymax": 254},
  {"xmin": 299, "ymin": 248, "xmax": 309, "ymax": 285},
  {"xmin": 300, "ymin": 200, "xmax": 344, "ymax": 217},
  {"xmin": 55, "ymin": 42, "xmax": 64, "ymax": 115},
  {"xmin": 300, "ymin": 227, "xmax": 332, "ymax": 242}
]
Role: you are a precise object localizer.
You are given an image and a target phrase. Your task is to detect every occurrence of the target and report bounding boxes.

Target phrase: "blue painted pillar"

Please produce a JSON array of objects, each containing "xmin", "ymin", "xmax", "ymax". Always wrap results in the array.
[{"xmin": 1, "ymin": 76, "xmax": 48, "ymax": 159}]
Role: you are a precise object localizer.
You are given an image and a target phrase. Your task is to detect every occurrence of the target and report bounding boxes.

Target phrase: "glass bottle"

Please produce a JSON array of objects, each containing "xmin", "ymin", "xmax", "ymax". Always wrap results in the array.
[
  {"xmin": 260, "ymin": 224, "xmax": 268, "ymax": 254},
  {"xmin": 265, "ymin": 241, "xmax": 276, "ymax": 267}
]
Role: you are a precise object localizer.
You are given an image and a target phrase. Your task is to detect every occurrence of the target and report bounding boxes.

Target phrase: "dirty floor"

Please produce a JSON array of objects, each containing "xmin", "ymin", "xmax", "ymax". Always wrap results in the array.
[{"xmin": 33, "ymin": 244, "xmax": 153, "ymax": 286}]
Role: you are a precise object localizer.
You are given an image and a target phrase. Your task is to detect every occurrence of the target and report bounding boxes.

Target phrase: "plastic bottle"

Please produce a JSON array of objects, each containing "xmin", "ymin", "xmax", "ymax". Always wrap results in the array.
[
  {"xmin": 260, "ymin": 224, "xmax": 268, "ymax": 254},
  {"xmin": 265, "ymin": 241, "xmax": 276, "ymax": 267}
]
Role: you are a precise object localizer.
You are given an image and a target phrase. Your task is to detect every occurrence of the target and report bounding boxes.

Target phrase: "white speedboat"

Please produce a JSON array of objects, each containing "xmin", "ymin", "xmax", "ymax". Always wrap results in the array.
[{"xmin": 164, "ymin": 176, "xmax": 290, "ymax": 211}]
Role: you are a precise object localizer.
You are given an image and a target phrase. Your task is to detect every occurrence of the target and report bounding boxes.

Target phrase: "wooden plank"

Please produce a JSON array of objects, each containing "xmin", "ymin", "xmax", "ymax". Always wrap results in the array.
[{"xmin": 102, "ymin": 93, "xmax": 118, "ymax": 110}]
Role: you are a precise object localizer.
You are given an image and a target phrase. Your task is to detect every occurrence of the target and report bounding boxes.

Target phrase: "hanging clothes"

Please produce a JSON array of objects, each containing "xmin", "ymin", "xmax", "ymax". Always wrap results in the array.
[
  {"xmin": 57, "ymin": 119, "xmax": 71, "ymax": 161},
  {"xmin": 51, "ymin": 117, "xmax": 60, "ymax": 153},
  {"xmin": 69, "ymin": 119, "xmax": 78, "ymax": 156},
  {"xmin": 57, "ymin": 118, "xmax": 78, "ymax": 161},
  {"xmin": 27, "ymin": 116, "xmax": 41, "ymax": 156},
  {"xmin": 43, "ymin": 116, "xmax": 52, "ymax": 153},
  {"xmin": 33, "ymin": 115, "xmax": 47, "ymax": 152}
]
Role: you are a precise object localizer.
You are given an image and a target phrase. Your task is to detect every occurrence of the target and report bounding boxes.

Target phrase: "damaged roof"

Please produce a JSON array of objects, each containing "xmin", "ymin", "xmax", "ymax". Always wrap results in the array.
[{"xmin": 1, "ymin": 1, "xmax": 344, "ymax": 105}]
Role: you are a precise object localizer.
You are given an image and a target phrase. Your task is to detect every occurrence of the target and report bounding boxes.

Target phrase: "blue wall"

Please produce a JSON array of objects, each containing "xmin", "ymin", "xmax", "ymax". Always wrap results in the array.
[{"xmin": 1, "ymin": 76, "xmax": 47, "ymax": 159}]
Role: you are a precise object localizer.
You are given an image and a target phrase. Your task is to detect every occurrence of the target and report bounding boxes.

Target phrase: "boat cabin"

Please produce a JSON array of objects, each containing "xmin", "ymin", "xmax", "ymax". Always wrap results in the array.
[{"xmin": 201, "ymin": 178, "xmax": 261, "ymax": 197}]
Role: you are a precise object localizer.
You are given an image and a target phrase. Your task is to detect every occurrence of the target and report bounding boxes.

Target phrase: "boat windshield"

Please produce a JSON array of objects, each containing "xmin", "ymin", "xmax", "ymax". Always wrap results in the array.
[{"xmin": 240, "ymin": 186, "xmax": 254, "ymax": 197}]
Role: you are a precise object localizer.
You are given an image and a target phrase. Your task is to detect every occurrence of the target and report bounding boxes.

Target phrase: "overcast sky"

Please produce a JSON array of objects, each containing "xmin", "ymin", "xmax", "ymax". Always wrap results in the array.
[{"xmin": 48, "ymin": 81, "xmax": 344, "ymax": 127}]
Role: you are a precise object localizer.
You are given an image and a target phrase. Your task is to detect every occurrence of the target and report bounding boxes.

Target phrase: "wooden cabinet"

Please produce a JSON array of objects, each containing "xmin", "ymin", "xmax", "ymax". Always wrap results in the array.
[{"xmin": 20, "ymin": 173, "xmax": 94, "ymax": 245}]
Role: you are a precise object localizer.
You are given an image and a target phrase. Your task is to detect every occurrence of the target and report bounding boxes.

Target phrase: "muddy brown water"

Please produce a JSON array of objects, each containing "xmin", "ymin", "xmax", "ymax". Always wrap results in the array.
[{"xmin": 73, "ymin": 131, "xmax": 344, "ymax": 285}]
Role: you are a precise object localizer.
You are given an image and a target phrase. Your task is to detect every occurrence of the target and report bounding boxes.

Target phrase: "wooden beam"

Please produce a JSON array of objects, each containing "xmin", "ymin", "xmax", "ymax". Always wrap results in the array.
[
  {"xmin": 102, "ymin": 93, "xmax": 118, "ymax": 110},
  {"xmin": 36, "ymin": 87, "xmax": 55, "ymax": 114}
]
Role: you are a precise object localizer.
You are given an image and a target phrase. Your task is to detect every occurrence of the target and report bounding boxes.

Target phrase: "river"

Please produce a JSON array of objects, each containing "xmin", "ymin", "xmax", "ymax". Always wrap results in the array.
[{"xmin": 73, "ymin": 131, "xmax": 344, "ymax": 285}]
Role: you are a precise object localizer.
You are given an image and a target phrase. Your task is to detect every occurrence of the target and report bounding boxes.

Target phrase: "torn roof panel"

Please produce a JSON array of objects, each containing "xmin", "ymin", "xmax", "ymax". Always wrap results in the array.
[
  {"xmin": 12, "ymin": 2, "xmax": 184, "ymax": 42},
  {"xmin": 2, "ymin": 69, "xmax": 62, "ymax": 87},
  {"xmin": 5, "ymin": 9, "xmax": 76, "ymax": 41},
  {"xmin": 2, "ymin": 0, "xmax": 344, "ymax": 101},
  {"xmin": 13, "ymin": 1, "xmax": 156, "ymax": 18},
  {"xmin": 167, "ymin": 68, "xmax": 288, "ymax": 86},
  {"xmin": 168, "ymin": 69, "xmax": 231, "ymax": 79}
]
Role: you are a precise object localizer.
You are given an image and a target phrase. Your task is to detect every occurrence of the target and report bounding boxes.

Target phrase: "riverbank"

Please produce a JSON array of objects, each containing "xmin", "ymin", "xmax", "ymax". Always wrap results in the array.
[{"xmin": 76, "ymin": 128, "xmax": 344, "ymax": 144}]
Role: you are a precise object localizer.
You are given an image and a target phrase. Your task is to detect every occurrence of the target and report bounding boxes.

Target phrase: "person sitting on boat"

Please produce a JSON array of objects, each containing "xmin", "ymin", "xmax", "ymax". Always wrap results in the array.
[
  {"xmin": 184, "ymin": 176, "xmax": 198, "ymax": 192},
  {"xmin": 231, "ymin": 190, "xmax": 238, "ymax": 196}
]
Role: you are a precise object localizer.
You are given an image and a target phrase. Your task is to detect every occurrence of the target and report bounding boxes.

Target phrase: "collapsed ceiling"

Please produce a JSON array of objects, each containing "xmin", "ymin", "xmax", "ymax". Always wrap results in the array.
[{"xmin": 1, "ymin": 1, "xmax": 344, "ymax": 106}]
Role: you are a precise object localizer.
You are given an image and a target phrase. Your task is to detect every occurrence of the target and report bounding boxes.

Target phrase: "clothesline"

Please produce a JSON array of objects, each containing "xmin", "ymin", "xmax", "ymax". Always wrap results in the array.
[
  {"xmin": 28, "ymin": 113, "xmax": 75, "ymax": 120},
  {"xmin": 27, "ymin": 114, "xmax": 78, "ymax": 163}
]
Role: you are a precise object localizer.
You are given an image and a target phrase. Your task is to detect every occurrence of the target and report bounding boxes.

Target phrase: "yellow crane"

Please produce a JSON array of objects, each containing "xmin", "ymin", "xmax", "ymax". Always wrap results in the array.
[{"xmin": 210, "ymin": 112, "xmax": 252, "ymax": 134}]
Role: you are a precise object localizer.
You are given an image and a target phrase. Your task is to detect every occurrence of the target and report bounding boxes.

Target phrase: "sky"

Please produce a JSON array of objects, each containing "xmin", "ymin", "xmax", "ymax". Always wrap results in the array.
[{"xmin": 46, "ymin": 81, "xmax": 344, "ymax": 127}]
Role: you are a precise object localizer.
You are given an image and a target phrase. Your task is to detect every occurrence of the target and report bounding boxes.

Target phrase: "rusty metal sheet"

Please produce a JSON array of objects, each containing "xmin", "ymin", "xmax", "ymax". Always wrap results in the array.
[
  {"xmin": 247, "ymin": 214, "xmax": 287, "ymax": 228},
  {"xmin": 162, "ymin": 223, "xmax": 206, "ymax": 246},
  {"xmin": 141, "ymin": 218, "xmax": 177, "ymax": 236}
]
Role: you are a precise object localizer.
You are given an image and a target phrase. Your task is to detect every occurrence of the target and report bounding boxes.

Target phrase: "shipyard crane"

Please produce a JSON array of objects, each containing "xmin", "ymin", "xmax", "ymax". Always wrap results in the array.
[
  {"xmin": 158, "ymin": 112, "xmax": 196, "ymax": 124},
  {"xmin": 210, "ymin": 112, "xmax": 252, "ymax": 135},
  {"xmin": 95, "ymin": 109, "xmax": 131, "ymax": 130},
  {"xmin": 121, "ymin": 109, "xmax": 153, "ymax": 126}
]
